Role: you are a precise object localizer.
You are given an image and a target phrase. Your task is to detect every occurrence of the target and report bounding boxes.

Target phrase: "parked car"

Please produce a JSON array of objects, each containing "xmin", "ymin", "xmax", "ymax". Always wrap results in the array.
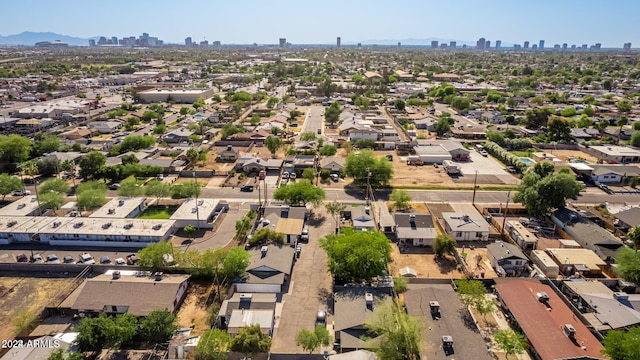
[
  {"xmin": 13, "ymin": 190, "xmax": 31, "ymax": 196},
  {"xmin": 100, "ymin": 256, "xmax": 111, "ymax": 264},
  {"xmin": 301, "ymin": 227, "xmax": 309, "ymax": 242},
  {"xmin": 114, "ymin": 258, "xmax": 126, "ymax": 265},
  {"xmin": 315, "ymin": 310, "xmax": 327, "ymax": 327},
  {"xmin": 78, "ymin": 253, "xmax": 95, "ymax": 264},
  {"xmin": 46, "ymin": 254, "xmax": 61, "ymax": 264},
  {"xmin": 16, "ymin": 253, "xmax": 28, "ymax": 263},
  {"xmin": 63, "ymin": 255, "xmax": 75, "ymax": 264},
  {"xmin": 330, "ymin": 174, "xmax": 339, "ymax": 182},
  {"xmin": 126, "ymin": 254, "xmax": 138, "ymax": 265},
  {"xmin": 108, "ymin": 183, "xmax": 121, "ymax": 190},
  {"xmin": 282, "ymin": 172, "xmax": 290, "ymax": 179},
  {"xmin": 479, "ymin": 150, "xmax": 489, "ymax": 157},
  {"xmin": 31, "ymin": 254, "xmax": 44, "ymax": 263},
  {"xmin": 240, "ymin": 185, "xmax": 254, "ymax": 192},
  {"xmin": 290, "ymin": 172, "xmax": 297, "ymax": 179}
]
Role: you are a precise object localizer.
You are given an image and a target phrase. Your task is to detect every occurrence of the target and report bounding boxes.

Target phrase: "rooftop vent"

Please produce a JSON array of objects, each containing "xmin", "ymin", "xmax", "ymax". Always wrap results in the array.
[
  {"xmin": 102, "ymin": 222, "xmax": 112, "ymax": 229},
  {"xmin": 613, "ymin": 292, "xmax": 629, "ymax": 301},
  {"xmin": 152, "ymin": 224, "xmax": 162, "ymax": 230},
  {"xmin": 197, "ymin": 199, "xmax": 204, "ymax": 206},
  {"xmin": 536, "ymin": 292, "xmax": 550, "ymax": 303},
  {"xmin": 112, "ymin": 271, "xmax": 121, "ymax": 280},
  {"xmin": 563, "ymin": 324, "xmax": 576, "ymax": 339},
  {"xmin": 74, "ymin": 221, "xmax": 84, "ymax": 228},
  {"xmin": 227, "ymin": 145, "xmax": 233, "ymax": 151},
  {"xmin": 52, "ymin": 221, "xmax": 62, "ymax": 228},
  {"xmin": 192, "ymin": 207, "xmax": 197, "ymax": 213},
  {"xmin": 462, "ymin": 214, "xmax": 470, "ymax": 222},
  {"xmin": 118, "ymin": 200, "xmax": 125, "ymax": 206},
  {"xmin": 261, "ymin": 246, "xmax": 268, "ymax": 258},
  {"xmin": 108, "ymin": 208, "xmax": 115, "ymax": 214},
  {"xmin": 124, "ymin": 223, "xmax": 133, "ymax": 229},
  {"xmin": 154, "ymin": 272, "xmax": 163, "ymax": 281},
  {"xmin": 409, "ymin": 214, "xmax": 416, "ymax": 219},
  {"xmin": 365, "ymin": 293, "xmax": 374, "ymax": 310},
  {"xmin": 7, "ymin": 221, "xmax": 17, "ymax": 227}
]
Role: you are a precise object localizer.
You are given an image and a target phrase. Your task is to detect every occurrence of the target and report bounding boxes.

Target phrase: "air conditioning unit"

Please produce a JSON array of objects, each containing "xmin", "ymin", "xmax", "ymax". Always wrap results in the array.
[
  {"xmin": 563, "ymin": 324, "xmax": 576, "ymax": 339},
  {"xmin": 112, "ymin": 271, "xmax": 121, "ymax": 280},
  {"xmin": 536, "ymin": 292, "xmax": 550, "ymax": 303}
]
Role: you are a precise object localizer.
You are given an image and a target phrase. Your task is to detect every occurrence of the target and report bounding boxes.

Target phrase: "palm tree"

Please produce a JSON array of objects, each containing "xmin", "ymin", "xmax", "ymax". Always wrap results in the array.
[
  {"xmin": 617, "ymin": 116, "xmax": 629, "ymax": 144},
  {"xmin": 60, "ymin": 159, "xmax": 81, "ymax": 216},
  {"xmin": 21, "ymin": 161, "xmax": 41, "ymax": 215}
]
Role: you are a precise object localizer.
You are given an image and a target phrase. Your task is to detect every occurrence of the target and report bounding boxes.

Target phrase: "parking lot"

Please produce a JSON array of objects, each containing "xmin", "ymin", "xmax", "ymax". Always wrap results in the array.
[{"xmin": 456, "ymin": 152, "xmax": 519, "ymax": 185}]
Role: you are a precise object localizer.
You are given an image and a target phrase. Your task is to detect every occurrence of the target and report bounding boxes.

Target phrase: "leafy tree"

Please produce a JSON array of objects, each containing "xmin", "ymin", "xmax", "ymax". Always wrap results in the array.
[
  {"xmin": 523, "ymin": 107, "xmax": 553, "ymax": 129},
  {"xmin": 388, "ymin": 190, "xmax": 411, "ymax": 211},
  {"xmin": 320, "ymin": 169, "xmax": 331, "ymax": 181},
  {"xmin": 266, "ymin": 96, "xmax": 279, "ymax": 108},
  {"xmin": 344, "ymin": 150, "xmax": 394, "ymax": 187},
  {"xmin": 629, "ymin": 226, "xmax": 640, "ymax": 252},
  {"xmin": 433, "ymin": 117, "xmax": 451, "ymax": 135},
  {"xmin": 434, "ymin": 234, "xmax": 456, "ymax": 257},
  {"xmin": 617, "ymin": 100, "xmax": 633, "ymax": 113},
  {"xmin": 0, "ymin": 134, "xmax": 33, "ymax": 167},
  {"xmin": 77, "ymin": 189, "xmax": 107, "ymax": 210},
  {"xmin": 139, "ymin": 309, "xmax": 178, "ymax": 342},
  {"xmin": 79, "ymin": 152, "xmax": 107, "ymax": 180},
  {"xmin": 230, "ymin": 325, "xmax": 271, "ymax": 357},
  {"xmin": 601, "ymin": 326, "xmax": 640, "ymax": 360},
  {"xmin": 77, "ymin": 180, "xmax": 107, "ymax": 195},
  {"xmin": 603, "ymin": 78, "xmax": 613, "ymax": 91},
  {"xmin": 234, "ymin": 215, "xmax": 253, "ymax": 242},
  {"xmin": 494, "ymin": 329, "xmax": 527, "ymax": 359},
  {"xmin": 450, "ymin": 96, "xmax": 472, "ymax": 111},
  {"xmin": 614, "ymin": 247, "xmax": 640, "ymax": 283},
  {"xmin": 302, "ymin": 167, "xmax": 317, "ymax": 182},
  {"xmin": 39, "ymin": 191, "xmax": 64, "ymax": 213},
  {"xmin": 117, "ymin": 177, "xmax": 144, "ymax": 197},
  {"xmin": 300, "ymin": 131, "xmax": 317, "ymax": 142},
  {"xmin": 393, "ymin": 277, "xmax": 409, "ymax": 293},
  {"xmin": 532, "ymin": 162, "xmax": 555, "ymax": 178},
  {"xmin": 170, "ymin": 182, "xmax": 201, "ymax": 199},
  {"xmin": 324, "ymin": 102, "xmax": 340, "ymax": 127},
  {"xmin": 365, "ymin": 299, "xmax": 422, "ymax": 360},
  {"xmin": 325, "ymin": 201, "xmax": 346, "ymax": 233},
  {"xmin": 193, "ymin": 97, "xmax": 206, "ymax": 111},
  {"xmin": 0, "ymin": 174, "xmax": 23, "ymax": 200},
  {"xmin": 34, "ymin": 135, "xmax": 61, "ymax": 155},
  {"xmin": 486, "ymin": 131, "xmax": 506, "ymax": 146},
  {"xmin": 548, "ymin": 117, "xmax": 572, "ymax": 141},
  {"xmin": 264, "ymin": 136, "xmax": 283, "ymax": 157},
  {"xmin": 394, "ymin": 99, "xmax": 406, "ymax": 111},
  {"xmin": 633, "ymin": 121, "xmax": 640, "ymax": 131},
  {"xmin": 632, "ymin": 131, "xmax": 640, "ymax": 148},
  {"xmin": 248, "ymin": 228, "xmax": 285, "ymax": 247},
  {"xmin": 273, "ymin": 180, "xmax": 325, "ymax": 206},
  {"xmin": 319, "ymin": 145, "xmax": 337, "ymax": 156},
  {"xmin": 137, "ymin": 241, "xmax": 176, "ymax": 269},
  {"xmin": 76, "ymin": 313, "xmax": 138, "ymax": 351},
  {"xmin": 221, "ymin": 123, "xmax": 245, "ymax": 139},
  {"xmin": 320, "ymin": 228, "xmax": 392, "ymax": 282},
  {"xmin": 317, "ymin": 77, "xmax": 338, "ymax": 97},
  {"xmin": 193, "ymin": 329, "xmax": 230, "ymax": 360},
  {"xmin": 220, "ymin": 246, "xmax": 251, "ymax": 281},
  {"xmin": 47, "ymin": 349, "xmax": 82, "ymax": 360},
  {"xmin": 617, "ymin": 116, "xmax": 630, "ymax": 144},
  {"xmin": 183, "ymin": 224, "xmax": 196, "ymax": 241},
  {"xmin": 145, "ymin": 180, "xmax": 171, "ymax": 205},
  {"xmin": 295, "ymin": 326, "xmax": 332, "ymax": 354}
]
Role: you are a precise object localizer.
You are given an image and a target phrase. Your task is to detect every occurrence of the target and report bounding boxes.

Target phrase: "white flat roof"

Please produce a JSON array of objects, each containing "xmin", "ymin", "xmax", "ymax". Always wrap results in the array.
[
  {"xmin": 0, "ymin": 216, "xmax": 54, "ymax": 233},
  {"xmin": 590, "ymin": 145, "xmax": 640, "ymax": 157},
  {"xmin": 139, "ymin": 88, "xmax": 211, "ymax": 95},
  {"xmin": 50, "ymin": 217, "xmax": 175, "ymax": 237},
  {"xmin": 227, "ymin": 309, "xmax": 274, "ymax": 330},
  {"xmin": 89, "ymin": 197, "xmax": 146, "ymax": 218},
  {"xmin": 0, "ymin": 196, "xmax": 42, "ymax": 216},
  {"xmin": 569, "ymin": 163, "xmax": 594, "ymax": 171},
  {"xmin": 170, "ymin": 198, "xmax": 219, "ymax": 221}
]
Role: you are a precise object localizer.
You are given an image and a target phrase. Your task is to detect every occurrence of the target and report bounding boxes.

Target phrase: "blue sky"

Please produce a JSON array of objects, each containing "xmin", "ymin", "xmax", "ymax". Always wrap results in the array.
[{"xmin": 3, "ymin": 0, "xmax": 639, "ymax": 47}]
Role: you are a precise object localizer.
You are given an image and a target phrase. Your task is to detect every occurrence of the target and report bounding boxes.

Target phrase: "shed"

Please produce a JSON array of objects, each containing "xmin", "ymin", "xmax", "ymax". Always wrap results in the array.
[
  {"xmin": 399, "ymin": 267, "xmax": 417, "ymax": 278},
  {"xmin": 530, "ymin": 250, "xmax": 559, "ymax": 278}
]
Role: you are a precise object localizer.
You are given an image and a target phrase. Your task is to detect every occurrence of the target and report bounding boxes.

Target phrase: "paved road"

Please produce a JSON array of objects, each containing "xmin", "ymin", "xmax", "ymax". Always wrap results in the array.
[{"xmin": 300, "ymin": 105, "xmax": 324, "ymax": 136}]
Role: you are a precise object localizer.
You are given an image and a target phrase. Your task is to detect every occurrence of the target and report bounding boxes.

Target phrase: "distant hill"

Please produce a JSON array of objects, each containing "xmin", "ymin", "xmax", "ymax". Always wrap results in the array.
[{"xmin": 0, "ymin": 31, "xmax": 91, "ymax": 46}]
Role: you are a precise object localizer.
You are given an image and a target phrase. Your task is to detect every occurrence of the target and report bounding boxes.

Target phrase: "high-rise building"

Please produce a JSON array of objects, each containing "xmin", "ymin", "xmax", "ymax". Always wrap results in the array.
[
  {"xmin": 495, "ymin": 40, "xmax": 501, "ymax": 49},
  {"xmin": 337, "ymin": 37, "xmax": 341, "ymax": 47},
  {"xmin": 539, "ymin": 40, "xmax": 545, "ymax": 49},
  {"xmin": 553, "ymin": 44, "xmax": 561, "ymax": 50},
  {"xmin": 582, "ymin": 44, "xmax": 588, "ymax": 50},
  {"xmin": 531, "ymin": 44, "xmax": 538, "ymax": 49},
  {"xmin": 562, "ymin": 43, "xmax": 568, "ymax": 50},
  {"xmin": 88, "ymin": 39, "xmax": 96, "ymax": 47},
  {"xmin": 213, "ymin": 41, "xmax": 221, "ymax": 47},
  {"xmin": 594, "ymin": 43, "xmax": 601, "ymax": 50},
  {"xmin": 624, "ymin": 42, "xmax": 632, "ymax": 51},
  {"xmin": 485, "ymin": 40, "xmax": 491, "ymax": 49},
  {"xmin": 111, "ymin": 36, "xmax": 118, "ymax": 45},
  {"xmin": 449, "ymin": 41, "xmax": 456, "ymax": 49},
  {"xmin": 476, "ymin": 37, "xmax": 486, "ymax": 49},
  {"xmin": 440, "ymin": 43, "xmax": 448, "ymax": 49},
  {"xmin": 200, "ymin": 40, "xmax": 209, "ymax": 46},
  {"xmin": 431, "ymin": 40, "xmax": 438, "ymax": 49},
  {"xmin": 571, "ymin": 44, "xmax": 577, "ymax": 50},
  {"xmin": 524, "ymin": 41, "xmax": 530, "ymax": 49},
  {"xmin": 397, "ymin": 42, "xmax": 401, "ymax": 48},
  {"xmin": 185, "ymin": 37, "xmax": 192, "ymax": 47},
  {"xmin": 357, "ymin": 43, "xmax": 362, "ymax": 48},
  {"xmin": 279, "ymin": 38, "xmax": 286, "ymax": 48},
  {"xmin": 513, "ymin": 44, "xmax": 522, "ymax": 50},
  {"xmin": 98, "ymin": 36, "xmax": 107, "ymax": 45}
]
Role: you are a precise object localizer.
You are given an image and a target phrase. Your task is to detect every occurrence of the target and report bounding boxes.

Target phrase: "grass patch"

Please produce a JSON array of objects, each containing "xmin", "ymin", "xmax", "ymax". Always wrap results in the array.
[
  {"xmin": 509, "ymin": 150, "xmax": 533, "ymax": 157},
  {"xmin": 138, "ymin": 205, "xmax": 179, "ymax": 219},
  {"xmin": 393, "ymin": 185, "xmax": 519, "ymax": 191}
]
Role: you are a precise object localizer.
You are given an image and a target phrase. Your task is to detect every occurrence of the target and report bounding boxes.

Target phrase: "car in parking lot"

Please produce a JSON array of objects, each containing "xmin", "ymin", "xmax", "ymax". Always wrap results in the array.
[
  {"xmin": 78, "ymin": 253, "xmax": 95, "ymax": 264},
  {"xmin": 301, "ymin": 227, "xmax": 309, "ymax": 242},
  {"xmin": 63, "ymin": 255, "xmax": 75, "ymax": 264},
  {"xmin": 13, "ymin": 190, "xmax": 31, "ymax": 196},
  {"xmin": 479, "ymin": 150, "xmax": 489, "ymax": 157},
  {"xmin": 315, "ymin": 310, "xmax": 327, "ymax": 327},
  {"xmin": 126, "ymin": 254, "xmax": 138, "ymax": 265},
  {"xmin": 240, "ymin": 185, "xmax": 254, "ymax": 192},
  {"xmin": 16, "ymin": 253, "xmax": 28, "ymax": 263},
  {"xmin": 46, "ymin": 254, "xmax": 61, "ymax": 264},
  {"xmin": 100, "ymin": 256, "xmax": 111, "ymax": 264},
  {"xmin": 108, "ymin": 183, "xmax": 121, "ymax": 190},
  {"xmin": 114, "ymin": 258, "xmax": 126, "ymax": 265},
  {"xmin": 31, "ymin": 254, "xmax": 44, "ymax": 263}
]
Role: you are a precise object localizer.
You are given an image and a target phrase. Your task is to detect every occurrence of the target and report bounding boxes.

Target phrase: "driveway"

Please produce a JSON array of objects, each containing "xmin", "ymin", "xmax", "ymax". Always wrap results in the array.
[
  {"xmin": 456, "ymin": 152, "xmax": 519, "ymax": 185},
  {"xmin": 271, "ymin": 206, "xmax": 334, "ymax": 354}
]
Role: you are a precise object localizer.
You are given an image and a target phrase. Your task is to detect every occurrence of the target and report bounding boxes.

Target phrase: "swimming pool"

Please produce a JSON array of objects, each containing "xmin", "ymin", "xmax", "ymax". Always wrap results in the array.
[{"xmin": 520, "ymin": 157, "xmax": 536, "ymax": 165}]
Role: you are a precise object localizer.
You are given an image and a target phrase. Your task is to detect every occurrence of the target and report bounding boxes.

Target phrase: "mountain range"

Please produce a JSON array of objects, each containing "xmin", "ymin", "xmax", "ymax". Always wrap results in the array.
[{"xmin": 0, "ymin": 32, "xmax": 92, "ymax": 46}]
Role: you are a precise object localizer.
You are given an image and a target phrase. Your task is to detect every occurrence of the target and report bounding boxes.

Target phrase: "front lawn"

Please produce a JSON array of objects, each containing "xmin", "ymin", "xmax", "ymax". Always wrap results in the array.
[{"xmin": 138, "ymin": 205, "xmax": 178, "ymax": 219}]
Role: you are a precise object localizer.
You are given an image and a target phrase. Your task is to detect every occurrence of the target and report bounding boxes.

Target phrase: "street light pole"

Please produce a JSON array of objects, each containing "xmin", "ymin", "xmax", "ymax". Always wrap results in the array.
[
  {"xmin": 365, "ymin": 168, "xmax": 371, "ymax": 203},
  {"xmin": 472, "ymin": 170, "xmax": 478, "ymax": 205}
]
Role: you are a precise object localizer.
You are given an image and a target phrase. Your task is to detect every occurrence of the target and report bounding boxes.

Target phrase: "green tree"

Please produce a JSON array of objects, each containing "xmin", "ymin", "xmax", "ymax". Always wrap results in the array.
[
  {"xmin": 633, "ymin": 121, "xmax": 640, "ymax": 131},
  {"xmin": 603, "ymin": 79, "xmax": 613, "ymax": 91},
  {"xmin": 324, "ymin": 102, "xmax": 341, "ymax": 127},
  {"xmin": 38, "ymin": 191, "xmax": 64, "ymax": 213},
  {"xmin": 117, "ymin": 176, "xmax": 144, "ymax": 197},
  {"xmin": 139, "ymin": 309, "xmax": 178, "ymax": 342},
  {"xmin": 47, "ymin": 349, "xmax": 82, "ymax": 360},
  {"xmin": 617, "ymin": 100, "xmax": 633, "ymax": 113},
  {"xmin": 295, "ymin": 326, "xmax": 332, "ymax": 354},
  {"xmin": 137, "ymin": 241, "xmax": 176, "ymax": 269},
  {"xmin": 220, "ymin": 246, "xmax": 251, "ymax": 281},
  {"xmin": 319, "ymin": 145, "xmax": 337, "ymax": 156},
  {"xmin": 629, "ymin": 226, "xmax": 640, "ymax": 252},
  {"xmin": 514, "ymin": 170, "xmax": 582, "ymax": 216},
  {"xmin": 325, "ymin": 201, "xmax": 346, "ymax": 233},
  {"xmin": 230, "ymin": 325, "xmax": 271, "ymax": 357},
  {"xmin": 193, "ymin": 97, "xmax": 206, "ymax": 111},
  {"xmin": 317, "ymin": 77, "xmax": 338, "ymax": 97},
  {"xmin": 302, "ymin": 167, "xmax": 317, "ymax": 181},
  {"xmin": 234, "ymin": 215, "xmax": 253, "ymax": 242},
  {"xmin": 365, "ymin": 299, "xmax": 422, "ymax": 360},
  {"xmin": 78, "ymin": 152, "xmax": 107, "ymax": 180},
  {"xmin": 0, "ymin": 134, "xmax": 33, "ymax": 167},
  {"xmin": 393, "ymin": 277, "xmax": 409, "ymax": 293},
  {"xmin": 632, "ymin": 131, "xmax": 640, "ymax": 148},
  {"xmin": 523, "ymin": 107, "xmax": 553, "ymax": 129},
  {"xmin": 548, "ymin": 117, "xmax": 571, "ymax": 141},
  {"xmin": 0, "ymin": 173, "xmax": 23, "ymax": 200},
  {"xmin": 617, "ymin": 116, "xmax": 630, "ymax": 144},
  {"xmin": 193, "ymin": 329, "xmax": 230, "ymax": 360},
  {"xmin": 300, "ymin": 131, "xmax": 317, "ymax": 142},
  {"xmin": 273, "ymin": 180, "xmax": 325, "ymax": 206},
  {"xmin": 394, "ymin": 99, "xmax": 406, "ymax": 111},
  {"xmin": 183, "ymin": 224, "xmax": 196, "ymax": 241},
  {"xmin": 266, "ymin": 96, "xmax": 279, "ymax": 108},
  {"xmin": 494, "ymin": 329, "xmax": 527, "ymax": 360},
  {"xmin": 221, "ymin": 124, "xmax": 245, "ymax": 139},
  {"xmin": 433, "ymin": 117, "xmax": 451, "ymax": 135},
  {"xmin": 390, "ymin": 189, "xmax": 411, "ymax": 210},
  {"xmin": 344, "ymin": 150, "xmax": 394, "ymax": 187},
  {"xmin": 248, "ymin": 228, "xmax": 285, "ymax": 247},
  {"xmin": 434, "ymin": 234, "xmax": 456, "ymax": 258},
  {"xmin": 264, "ymin": 136, "xmax": 283, "ymax": 158},
  {"xmin": 601, "ymin": 326, "xmax": 640, "ymax": 360},
  {"xmin": 453, "ymin": 279, "xmax": 487, "ymax": 307},
  {"xmin": 76, "ymin": 313, "xmax": 138, "ymax": 351},
  {"xmin": 170, "ymin": 182, "xmax": 201, "ymax": 199},
  {"xmin": 145, "ymin": 180, "xmax": 171, "ymax": 206},
  {"xmin": 35, "ymin": 135, "xmax": 61, "ymax": 155},
  {"xmin": 77, "ymin": 189, "xmax": 107, "ymax": 210},
  {"xmin": 320, "ymin": 228, "xmax": 392, "ymax": 282},
  {"xmin": 614, "ymin": 247, "xmax": 640, "ymax": 283}
]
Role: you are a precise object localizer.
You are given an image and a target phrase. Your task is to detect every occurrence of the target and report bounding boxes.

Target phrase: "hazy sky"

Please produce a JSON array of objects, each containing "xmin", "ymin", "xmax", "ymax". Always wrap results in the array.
[{"xmin": 3, "ymin": 0, "xmax": 639, "ymax": 47}]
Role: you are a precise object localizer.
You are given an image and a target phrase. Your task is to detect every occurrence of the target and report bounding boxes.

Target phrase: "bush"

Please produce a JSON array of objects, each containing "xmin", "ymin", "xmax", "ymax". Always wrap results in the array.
[
  {"xmin": 484, "ymin": 141, "xmax": 527, "ymax": 173},
  {"xmin": 248, "ymin": 228, "xmax": 284, "ymax": 247},
  {"xmin": 393, "ymin": 277, "xmax": 408, "ymax": 293}
]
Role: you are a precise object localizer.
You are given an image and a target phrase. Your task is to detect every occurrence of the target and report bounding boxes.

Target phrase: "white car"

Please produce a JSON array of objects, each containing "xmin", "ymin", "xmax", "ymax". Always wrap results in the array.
[
  {"xmin": 115, "ymin": 258, "xmax": 126, "ymax": 265},
  {"xmin": 78, "ymin": 253, "xmax": 95, "ymax": 265}
]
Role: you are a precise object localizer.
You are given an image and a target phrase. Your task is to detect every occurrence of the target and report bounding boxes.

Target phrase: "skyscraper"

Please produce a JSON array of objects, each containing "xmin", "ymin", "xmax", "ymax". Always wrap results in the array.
[
  {"xmin": 279, "ymin": 38, "xmax": 286, "ymax": 48},
  {"xmin": 594, "ymin": 43, "xmax": 602, "ymax": 50},
  {"xmin": 449, "ymin": 41, "xmax": 456, "ymax": 49},
  {"xmin": 539, "ymin": 40, "xmax": 545, "ymax": 50},
  {"xmin": 524, "ymin": 41, "xmax": 529, "ymax": 49},
  {"xmin": 485, "ymin": 40, "xmax": 491, "ymax": 49},
  {"xmin": 88, "ymin": 39, "xmax": 96, "ymax": 47},
  {"xmin": 185, "ymin": 37, "xmax": 192, "ymax": 47},
  {"xmin": 624, "ymin": 42, "xmax": 632, "ymax": 51},
  {"xmin": 337, "ymin": 37, "xmax": 341, "ymax": 47},
  {"xmin": 431, "ymin": 40, "xmax": 438, "ymax": 49},
  {"xmin": 476, "ymin": 37, "xmax": 486, "ymax": 49},
  {"xmin": 495, "ymin": 40, "xmax": 501, "ymax": 49},
  {"xmin": 562, "ymin": 43, "xmax": 568, "ymax": 50}
]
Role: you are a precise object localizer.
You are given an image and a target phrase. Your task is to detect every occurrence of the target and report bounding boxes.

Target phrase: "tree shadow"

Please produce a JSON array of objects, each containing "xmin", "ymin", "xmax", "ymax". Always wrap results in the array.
[
  {"xmin": 318, "ymin": 287, "xmax": 334, "ymax": 314},
  {"xmin": 458, "ymin": 308, "xmax": 481, "ymax": 333},
  {"xmin": 307, "ymin": 212, "xmax": 326, "ymax": 227}
]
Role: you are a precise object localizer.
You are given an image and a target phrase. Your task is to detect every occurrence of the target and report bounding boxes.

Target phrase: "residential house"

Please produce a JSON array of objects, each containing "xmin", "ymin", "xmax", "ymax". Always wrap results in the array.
[
  {"xmin": 411, "ymin": 116, "xmax": 437, "ymax": 131},
  {"xmin": 217, "ymin": 145, "xmax": 240, "ymax": 162},
  {"xmin": 239, "ymin": 157, "xmax": 283, "ymax": 173},
  {"xmin": 486, "ymin": 241, "xmax": 528, "ymax": 276},
  {"xmin": 551, "ymin": 208, "xmax": 624, "ymax": 262},
  {"xmin": 229, "ymin": 129, "xmax": 270, "ymax": 144},
  {"xmin": 494, "ymin": 278, "xmax": 605, "ymax": 360},
  {"xmin": 217, "ymin": 293, "xmax": 277, "ymax": 335},
  {"xmin": 414, "ymin": 140, "xmax": 470, "ymax": 161},
  {"xmin": 546, "ymin": 248, "xmax": 607, "ymax": 277},
  {"xmin": 139, "ymin": 158, "xmax": 178, "ymax": 173},
  {"xmin": 320, "ymin": 156, "xmax": 345, "ymax": 174},
  {"xmin": 334, "ymin": 288, "xmax": 391, "ymax": 352},
  {"xmin": 441, "ymin": 212, "xmax": 489, "ymax": 241},
  {"xmin": 603, "ymin": 127, "xmax": 634, "ymax": 142},
  {"xmin": 570, "ymin": 128, "xmax": 599, "ymax": 141},
  {"xmin": 614, "ymin": 206, "xmax": 640, "ymax": 230},
  {"xmin": 481, "ymin": 111, "xmax": 506, "ymax": 124},
  {"xmin": 393, "ymin": 213, "xmax": 437, "ymax": 246},
  {"xmin": 235, "ymin": 244, "xmax": 295, "ymax": 293},
  {"xmin": 87, "ymin": 120, "xmax": 122, "ymax": 134},
  {"xmin": 163, "ymin": 128, "xmax": 194, "ymax": 143},
  {"xmin": 346, "ymin": 206, "xmax": 375, "ymax": 231},
  {"xmin": 59, "ymin": 127, "xmax": 97, "ymax": 140},
  {"xmin": 71, "ymin": 272, "xmax": 189, "ymax": 316},
  {"xmin": 589, "ymin": 145, "xmax": 640, "ymax": 164},
  {"xmin": 432, "ymin": 73, "xmax": 461, "ymax": 82},
  {"xmin": 263, "ymin": 205, "xmax": 306, "ymax": 244},
  {"xmin": 588, "ymin": 164, "xmax": 640, "ymax": 183}
]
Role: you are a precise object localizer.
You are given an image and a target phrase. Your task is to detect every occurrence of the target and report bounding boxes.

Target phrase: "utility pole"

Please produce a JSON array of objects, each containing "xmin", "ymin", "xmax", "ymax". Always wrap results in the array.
[
  {"xmin": 365, "ymin": 168, "xmax": 371, "ymax": 204},
  {"xmin": 472, "ymin": 170, "xmax": 478, "ymax": 205},
  {"xmin": 501, "ymin": 190, "xmax": 511, "ymax": 241},
  {"xmin": 257, "ymin": 182, "xmax": 262, "ymax": 209}
]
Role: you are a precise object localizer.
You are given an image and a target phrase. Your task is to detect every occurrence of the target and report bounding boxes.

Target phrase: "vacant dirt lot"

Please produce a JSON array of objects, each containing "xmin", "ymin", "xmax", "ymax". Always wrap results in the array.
[
  {"xmin": 389, "ymin": 244, "xmax": 463, "ymax": 279},
  {"xmin": 0, "ymin": 276, "xmax": 77, "ymax": 341},
  {"xmin": 175, "ymin": 281, "xmax": 215, "ymax": 336},
  {"xmin": 538, "ymin": 149, "xmax": 599, "ymax": 163}
]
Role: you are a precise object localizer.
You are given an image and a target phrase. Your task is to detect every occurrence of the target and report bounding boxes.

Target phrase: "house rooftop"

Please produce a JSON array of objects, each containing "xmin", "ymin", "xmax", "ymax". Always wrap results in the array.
[
  {"xmin": 441, "ymin": 212, "xmax": 489, "ymax": 232},
  {"xmin": 486, "ymin": 241, "xmax": 528, "ymax": 261},
  {"xmin": 170, "ymin": 198, "xmax": 220, "ymax": 222},
  {"xmin": 0, "ymin": 196, "xmax": 42, "ymax": 217},
  {"xmin": 89, "ymin": 197, "xmax": 147, "ymax": 219},
  {"xmin": 393, "ymin": 213, "xmax": 437, "ymax": 239},
  {"xmin": 614, "ymin": 207, "xmax": 640, "ymax": 228}
]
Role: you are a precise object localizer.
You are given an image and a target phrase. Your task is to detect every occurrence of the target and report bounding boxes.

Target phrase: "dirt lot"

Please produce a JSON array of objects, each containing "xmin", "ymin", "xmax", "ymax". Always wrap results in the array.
[
  {"xmin": 0, "ymin": 277, "xmax": 77, "ymax": 341},
  {"xmin": 538, "ymin": 149, "xmax": 599, "ymax": 163},
  {"xmin": 389, "ymin": 244, "xmax": 463, "ymax": 279},
  {"xmin": 384, "ymin": 150, "xmax": 457, "ymax": 187},
  {"xmin": 175, "ymin": 281, "xmax": 215, "ymax": 336}
]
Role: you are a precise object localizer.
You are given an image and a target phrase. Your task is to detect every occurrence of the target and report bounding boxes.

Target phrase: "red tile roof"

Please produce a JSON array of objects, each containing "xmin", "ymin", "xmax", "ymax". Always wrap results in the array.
[{"xmin": 494, "ymin": 278, "xmax": 604, "ymax": 360}]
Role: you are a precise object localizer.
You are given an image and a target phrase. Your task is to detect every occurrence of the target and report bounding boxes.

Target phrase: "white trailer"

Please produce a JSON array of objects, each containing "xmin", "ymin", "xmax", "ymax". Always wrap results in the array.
[{"xmin": 442, "ymin": 160, "xmax": 460, "ymax": 175}]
